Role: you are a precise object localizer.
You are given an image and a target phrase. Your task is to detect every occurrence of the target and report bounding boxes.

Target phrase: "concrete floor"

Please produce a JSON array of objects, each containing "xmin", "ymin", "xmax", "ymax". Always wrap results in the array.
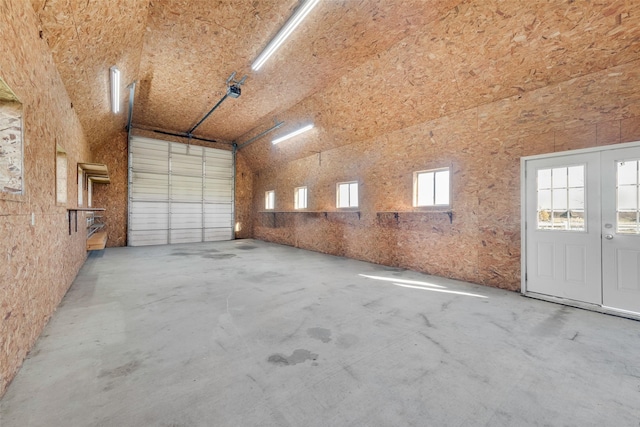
[{"xmin": 1, "ymin": 240, "xmax": 640, "ymax": 426}]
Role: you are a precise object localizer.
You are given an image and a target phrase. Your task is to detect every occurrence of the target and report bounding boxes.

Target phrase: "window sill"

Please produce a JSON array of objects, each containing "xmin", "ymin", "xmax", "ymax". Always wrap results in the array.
[{"xmin": 0, "ymin": 192, "xmax": 26, "ymax": 203}]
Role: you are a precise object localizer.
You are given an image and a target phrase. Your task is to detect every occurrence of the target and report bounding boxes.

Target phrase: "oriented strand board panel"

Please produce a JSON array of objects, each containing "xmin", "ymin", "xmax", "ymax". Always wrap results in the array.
[
  {"xmin": 90, "ymin": 130, "xmax": 128, "ymax": 247},
  {"xmin": 249, "ymin": 60, "xmax": 640, "ymax": 290},
  {"xmin": 0, "ymin": 0, "xmax": 92, "ymax": 397},
  {"xmin": 239, "ymin": 0, "xmax": 640, "ymax": 172},
  {"xmin": 133, "ymin": 0, "xmax": 460, "ymax": 141},
  {"xmin": 31, "ymin": 0, "xmax": 149, "ymax": 151}
]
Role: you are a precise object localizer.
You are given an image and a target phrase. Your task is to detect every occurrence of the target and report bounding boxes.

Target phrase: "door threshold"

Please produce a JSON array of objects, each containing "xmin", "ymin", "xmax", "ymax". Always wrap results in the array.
[{"xmin": 522, "ymin": 292, "xmax": 640, "ymax": 322}]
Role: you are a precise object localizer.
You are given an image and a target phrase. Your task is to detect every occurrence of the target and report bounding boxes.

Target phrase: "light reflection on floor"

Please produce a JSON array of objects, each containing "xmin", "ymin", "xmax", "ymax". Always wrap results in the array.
[{"xmin": 359, "ymin": 274, "xmax": 487, "ymax": 299}]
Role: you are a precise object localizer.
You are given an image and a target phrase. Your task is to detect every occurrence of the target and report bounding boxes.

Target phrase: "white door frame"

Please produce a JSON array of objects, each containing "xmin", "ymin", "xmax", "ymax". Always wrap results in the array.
[{"xmin": 521, "ymin": 140, "xmax": 640, "ymax": 320}]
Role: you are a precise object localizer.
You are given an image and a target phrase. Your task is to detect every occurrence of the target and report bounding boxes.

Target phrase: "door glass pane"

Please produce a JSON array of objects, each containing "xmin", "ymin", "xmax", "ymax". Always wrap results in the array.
[
  {"xmin": 618, "ymin": 186, "xmax": 637, "ymax": 210},
  {"xmin": 568, "ymin": 166, "xmax": 584, "ymax": 187},
  {"xmin": 552, "ymin": 168, "xmax": 567, "ymax": 188},
  {"xmin": 568, "ymin": 188, "xmax": 584, "ymax": 210},
  {"xmin": 616, "ymin": 160, "xmax": 640, "ymax": 234},
  {"xmin": 617, "ymin": 212, "xmax": 639, "ymax": 234},
  {"xmin": 538, "ymin": 189, "xmax": 552, "ymax": 210},
  {"xmin": 552, "ymin": 190, "xmax": 567, "ymax": 211},
  {"xmin": 538, "ymin": 169, "xmax": 551, "ymax": 189},
  {"xmin": 537, "ymin": 165, "xmax": 585, "ymax": 231},
  {"xmin": 618, "ymin": 161, "xmax": 637, "ymax": 186}
]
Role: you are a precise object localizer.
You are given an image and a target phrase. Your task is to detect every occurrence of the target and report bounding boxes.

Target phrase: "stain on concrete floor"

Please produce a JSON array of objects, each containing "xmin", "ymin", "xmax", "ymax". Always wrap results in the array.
[
  {"xmin": 307, "ymin": 327, "xmax": 332, "ymax": 343},
  {"xmin": 267, "ymin": 349, "xmax": 318, "ymax": 366}
]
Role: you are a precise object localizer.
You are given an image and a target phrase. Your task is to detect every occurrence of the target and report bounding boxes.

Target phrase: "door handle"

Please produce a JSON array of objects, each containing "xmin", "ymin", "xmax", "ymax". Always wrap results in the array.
[{"xmin": 605, "ymin": 234, "xmax": 614, "ymax": 240}]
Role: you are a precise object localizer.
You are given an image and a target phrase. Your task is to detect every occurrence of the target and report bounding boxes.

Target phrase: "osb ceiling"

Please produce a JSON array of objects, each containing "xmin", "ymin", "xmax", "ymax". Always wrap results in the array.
[{"xmin": 32, "ymin": 1, "xmax": 640, "ymax": 170}]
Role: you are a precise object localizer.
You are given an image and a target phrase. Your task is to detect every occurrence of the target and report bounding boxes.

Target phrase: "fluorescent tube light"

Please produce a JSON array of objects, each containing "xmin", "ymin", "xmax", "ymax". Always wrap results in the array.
[
  {"xmin": 110, "ymin": 66, "xmax": 120, "ymax": 113},
  {"xmin": 251, "ymin": 0, "xmax": 320, "ymax": 71},
  {"xmin": 272, "ymin": 124, "xmax": 314, "ymax": 145}
]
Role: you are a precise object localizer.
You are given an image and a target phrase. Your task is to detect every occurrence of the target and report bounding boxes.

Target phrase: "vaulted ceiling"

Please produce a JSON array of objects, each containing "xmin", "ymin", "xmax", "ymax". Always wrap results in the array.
[{"xmin": 30, "ymin": 0, "xmax": 640, "ymax": 170}]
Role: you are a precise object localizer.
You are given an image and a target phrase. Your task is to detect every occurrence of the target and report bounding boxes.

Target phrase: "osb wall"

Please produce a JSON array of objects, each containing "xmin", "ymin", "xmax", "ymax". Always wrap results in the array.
[
  {"xmin": 235, "ymin": 151, "xmax": 254, "ymax": 239},
  {"xmin": 250, "ymin": 63, "xmax": 640, "ymax": 291},
  {"xmin": 244, "ymin": 1, "xmax": 640, "ymax": 291},
  {"xmin": 91, "ymin": 130, "xmax": 128, "ymax": 247},
  {"xmin": 239, "ymin": 0, "xmax": 640, "ymax": 172},
  {"xmin": 0, "ymin": 1, "xmax": 91, "ymax": 397}
]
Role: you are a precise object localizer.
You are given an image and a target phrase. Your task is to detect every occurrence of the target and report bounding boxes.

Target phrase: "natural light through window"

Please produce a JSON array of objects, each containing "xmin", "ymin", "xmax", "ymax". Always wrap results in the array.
[
  {"xmin": 359, "ymin": 274, "xmax": 487, "ymax": 299},
  {"xmin": 617, "ymin": 159, "xmax": 640, "ymax": 234},
  {"xmin": 265, "ymin": 190, "xmax": 275, "ymax": 210},
  {"xmin": 337, "ymin": 181, "xmax": 358, "ymax": 208},
  {"xmin": 294, "ymin": 186, "xmax": 307, "ymax": 210},
  {"xmin": 414, "ymin": 168, "xmax": 450, "ymax": 207},
  {"xmin": 537, "ymin": 165, "xmax": 585, "ymax": 231},
  {"xmin": 56, "ymin": 145, "xmax": 67, "ymax": 205}
]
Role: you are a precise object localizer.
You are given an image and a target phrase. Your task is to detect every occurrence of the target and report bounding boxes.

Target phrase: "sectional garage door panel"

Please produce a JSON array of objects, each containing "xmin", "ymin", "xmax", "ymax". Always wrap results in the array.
[
  {"xmin": 170, "ymin": 228, "xmax": 203, "ymax": 244},
  {"xmin": 172, "ymin": 175, "xmax": 203, "ymax": 202},
  {"xmin": 131, "ymin": 172, "xmax": 169, "ymax": 200},
  {"xmin": 205, "ymin": 203, "xmax": 233, "ymax": 228},
  {"xmin": 205, "ymin": 228, "xmax": 234, "ymax": 241},
  {"xmin": 129, "ymin": 229, "xmax": 169, "ymax": 247},
  {"xmin": 128, "ymin": 136, "xmax": 234, "ymax": 246},
  {"xmin": 131, "ymin": 139, "xmax": 169, "ymax": 173},
  {"xmin": 204, "ymin": 179, "xmax": 233, "ymax": 202}
]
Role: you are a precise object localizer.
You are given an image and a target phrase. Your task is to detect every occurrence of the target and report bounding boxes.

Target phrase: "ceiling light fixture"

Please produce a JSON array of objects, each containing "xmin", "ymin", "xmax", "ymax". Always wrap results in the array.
[
  {"xmin": 251, "ymin": 0, "xmax": 320, "ymax": 71},
  {"xmin": 272, "ymin": 123, "xmax": 314, "ymax": 145},
  {"xmin": 110, "ymin": 66, "xmax": 120, "ymax": 114}
]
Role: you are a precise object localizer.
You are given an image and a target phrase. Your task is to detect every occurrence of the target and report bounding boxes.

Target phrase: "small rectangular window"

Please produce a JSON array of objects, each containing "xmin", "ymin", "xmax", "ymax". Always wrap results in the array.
[
  {"xmin": 0, "ymin": 77, "xmax": 23, "ymax": 196},
  {"xmin": 265, "ymin": 190, "xmax": 275, "ymax": 210},
  {"xmin": 294, "ymin": 186, "xmax": 307, "ymax": 209},
  {"xmin": 337, "ymin": 181, "xmax": 358, "ymax": 208},
  {"xmin": 77, "ymin": 166, "xmax": 84, "ymax": 206},
  {"xmin": 56, "ymin": 145, "xmax": 67, "ymax": 205},
  {"xmin": 414, "ymin": 168, "xmax": 450, "ymax": 207}
]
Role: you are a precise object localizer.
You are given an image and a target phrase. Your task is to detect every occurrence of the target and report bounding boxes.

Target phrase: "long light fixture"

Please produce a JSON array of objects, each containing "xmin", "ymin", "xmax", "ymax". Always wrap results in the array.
[
  {"xmin": 251, "ymin": 0, "xmax": 320, "ymax": 71},
  {"xmin": 272, "ymin": 123, "xmax": 314, "ymax": 145},
  {"xmin": 110, "ymin": 66, "xmax": 120, "ymax": 114}
]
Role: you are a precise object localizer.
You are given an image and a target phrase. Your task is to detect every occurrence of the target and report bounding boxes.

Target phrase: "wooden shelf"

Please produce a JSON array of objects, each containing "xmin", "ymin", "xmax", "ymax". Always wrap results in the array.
[
  {"xmin": 79, "ymin": 162, "xmax": 110, "ymax": 184},
  {"xmin": 87, "ymin": 231, "xmax": 108, "ymax": 251},
  {"xmin": 259, "ymin": 210, "xmax": 361, "ymax": 219},
  {"xmin": 67, "ymin": 207, "xmax": 106, "ymax": 235},
  {"xmin": 377, "ymin": 210, "xmax": 453, "ymax": 223}
]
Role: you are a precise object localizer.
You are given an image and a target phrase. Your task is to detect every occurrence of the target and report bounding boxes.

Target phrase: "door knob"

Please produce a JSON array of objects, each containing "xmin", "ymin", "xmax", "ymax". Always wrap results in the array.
[{"xmin": 605, "ymin": 234, "xmax": 614, "ymax": 240}]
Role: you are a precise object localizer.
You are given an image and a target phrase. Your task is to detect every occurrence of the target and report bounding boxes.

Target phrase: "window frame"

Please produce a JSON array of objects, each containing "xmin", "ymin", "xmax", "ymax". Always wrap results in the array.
[
  {"xmin": 77, "ymin": 166, "xmax": 84, "ymax": 207},
  {"xmin": 413, "ymin": 167, "xmax": 451, "ymax": 208},
  {"xmin": 535, "ymin": 164, "xmax": 586, "ymax": 232},
  {"xmin": 336, "ymin": 181, "xmax": 359, "ymax": 208},
  {"xmin": 294, "ymin": 186, "xmax": 307, "ymax": 210},
  {"xmin": 265, "ymin": 190, "xmax": 275, "ymax": 210},
  {"xmin": 0, "ymin": 78, "xmax": 25, "ymax": 201},
  {"xmin": 55, "ymin": 145, "xmax": 67, "ymax": 206}
]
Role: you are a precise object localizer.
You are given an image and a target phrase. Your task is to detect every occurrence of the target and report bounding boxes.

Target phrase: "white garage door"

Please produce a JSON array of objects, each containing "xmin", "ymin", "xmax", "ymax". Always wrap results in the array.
[{"xmin": 128, "ymin": 136, "xmax": 234, "ymax": 246}]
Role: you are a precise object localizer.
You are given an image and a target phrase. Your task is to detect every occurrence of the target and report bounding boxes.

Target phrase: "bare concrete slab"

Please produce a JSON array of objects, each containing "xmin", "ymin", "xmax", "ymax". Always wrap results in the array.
[{"xmin": 2, "ymin": 239, "xmax": 639, "ymax": 426}]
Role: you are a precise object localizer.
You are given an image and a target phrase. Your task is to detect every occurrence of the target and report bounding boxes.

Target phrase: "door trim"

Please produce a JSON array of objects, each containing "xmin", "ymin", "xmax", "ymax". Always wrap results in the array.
[
  {"xmin": 523, "ymin": 292, "xmax": 640, "ymax": 321},
  {"xmin": 521, "ymin": 140, "xmax": 640, "ymax": 318}
]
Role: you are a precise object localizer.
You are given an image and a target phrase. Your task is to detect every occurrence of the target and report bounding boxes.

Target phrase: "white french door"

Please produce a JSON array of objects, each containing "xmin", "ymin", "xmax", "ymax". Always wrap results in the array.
[
  {"xmin": 601, "ymin": 147, "xmax": 640, "ymax": 313},
  {"xmin": 523, "ymin": 144, "xmax": 640, "ymax": 315}
]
